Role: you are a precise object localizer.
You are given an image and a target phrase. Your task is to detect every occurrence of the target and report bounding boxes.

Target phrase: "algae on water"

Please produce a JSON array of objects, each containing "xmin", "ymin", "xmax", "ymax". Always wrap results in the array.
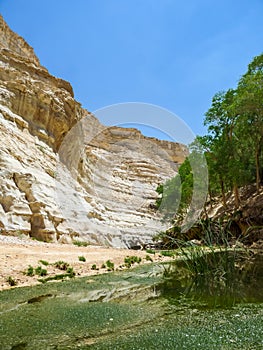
[{"xmin": 0, "ymin": 256, "xmax": 262, "ymax": 350}]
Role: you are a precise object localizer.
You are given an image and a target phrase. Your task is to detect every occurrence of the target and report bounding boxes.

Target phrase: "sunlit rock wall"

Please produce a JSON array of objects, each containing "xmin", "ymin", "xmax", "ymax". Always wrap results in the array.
[{"xmin": 0, "ymin": 15, "xmax": 188, "ymax": 247}]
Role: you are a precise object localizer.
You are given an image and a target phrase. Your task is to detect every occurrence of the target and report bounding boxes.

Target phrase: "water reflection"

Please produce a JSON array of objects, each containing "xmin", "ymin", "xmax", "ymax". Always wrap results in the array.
[{"xmin": 158, "ymin": 251, "xmax": 263, "ymax": 308}]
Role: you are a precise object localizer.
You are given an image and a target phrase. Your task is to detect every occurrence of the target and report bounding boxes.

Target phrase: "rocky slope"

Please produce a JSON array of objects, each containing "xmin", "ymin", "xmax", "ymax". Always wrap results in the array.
[
  {"xmin": 205, "ymin": 185, "xmax": 263, "ymax": 246},
  {"xmin": 0, "ymin": 15, "xmax": 188, "ymax": 248}
]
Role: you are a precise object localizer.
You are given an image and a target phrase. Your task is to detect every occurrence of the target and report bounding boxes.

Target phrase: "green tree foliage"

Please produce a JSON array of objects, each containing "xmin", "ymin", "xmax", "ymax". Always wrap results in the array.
[
  {"xmin": 156, "ymin": 170, "xmax": 181, "ymax": 220},
  {"xmin": 199, "ymin": 53, "xmax": 263, "ymax": 205},
  {"xmin": 204, "ymin": 89, "xmax": 244, "ymax": 207},
  {"xmin": 156, "ymin": 146, "xmax": 207, "ymax": 226},
  {"xmin": 235, "ymin": 54, "xmax": 263, "ymax": 192},
  {"xmin": 157, "ymin": 53, "xmax": 263, "ymax": 227}
]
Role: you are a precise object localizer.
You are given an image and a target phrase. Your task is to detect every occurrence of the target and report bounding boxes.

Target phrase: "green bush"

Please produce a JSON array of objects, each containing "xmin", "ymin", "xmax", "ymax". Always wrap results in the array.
[
  {"xmin": 39, "ymin": 260, "xmax": 49, "ymax": 266},
  {"xmin": 105, "ymin": 260, "xmax": 114, "ymax": 271},
  {"xmin": 91, "ymin": 264, "xmax": 98, "ymax": 270},
  {"xmin": 38, "ymin": 269, "xmax": 75, "ymax": 284},
  {"xmin": 160, "ymin": 250, "xmax": 174, "ymax": 257},
  {"xmin": 78, "ymin": 256, "xmax": 86, "ymax": 262},
  {"xmin": 66, "ymin": 267, "xmax": 76, "ymax": 277},
  {"xmin": 35, "ymin": 266, "xmax": 47, "ymax": 276},
  {"xmin": 124, "ymin": 256, "xmax": 142, "ymax": 268},
  {"xmin": 146, "ymin": 249, "xmax": 156, "ymax": 255},
  {"xmin": 26, "ymin": 265, "xmax": 34, "ymax": 276},
  {"xmin": 54, "ymin": 261, "xmax": 69, "ymax": 270}
]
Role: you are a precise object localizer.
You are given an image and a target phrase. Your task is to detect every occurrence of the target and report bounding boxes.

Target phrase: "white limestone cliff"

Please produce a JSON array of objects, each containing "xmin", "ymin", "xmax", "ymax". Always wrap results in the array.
[{"xmin": 0, "ymin": 15, "xmax": 188, "ymax": 247}]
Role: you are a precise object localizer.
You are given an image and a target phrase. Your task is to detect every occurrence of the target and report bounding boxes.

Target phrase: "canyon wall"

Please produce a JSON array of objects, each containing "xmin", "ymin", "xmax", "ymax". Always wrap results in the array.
[{"xmin": 0, "ymin": 15, "xmax": 188, "ymax": 247}]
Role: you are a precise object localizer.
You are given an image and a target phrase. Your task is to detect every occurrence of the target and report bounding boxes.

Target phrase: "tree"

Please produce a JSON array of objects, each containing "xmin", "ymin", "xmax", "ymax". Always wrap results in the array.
[
  {"xmin": 156, "ymin": 143, "xmax": 208, "ymax": 230},
  {"xmin": 204, "ymin": 89, "xmax": 241, "ymax": 207},
  {"xmin": 156, "ymin": 53, "xmax": 263, "ymax": 244},
  {"xmin": 235, "ymin": 53, "xmax": 263, "ymax": 193}
]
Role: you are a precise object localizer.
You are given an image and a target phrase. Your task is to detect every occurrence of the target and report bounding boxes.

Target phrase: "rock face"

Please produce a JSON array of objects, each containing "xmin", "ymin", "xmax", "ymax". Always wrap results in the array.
[
  {"xmin": 0, "ymin": 15, "xmax": 81, "ymax": 151},
  {"xmin": 0, "ymin": 16, "xmax": 188, "ymax": 247}
]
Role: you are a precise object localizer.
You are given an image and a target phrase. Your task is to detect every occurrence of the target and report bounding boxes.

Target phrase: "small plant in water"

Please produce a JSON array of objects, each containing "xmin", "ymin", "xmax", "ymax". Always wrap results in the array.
[
  {"xmin": 78, "ymin": 256, "xmax": 86, "ymax": 262},
  {"xmin": 165, "ymin": 223, "xmax": 251, "ymax": 307}
]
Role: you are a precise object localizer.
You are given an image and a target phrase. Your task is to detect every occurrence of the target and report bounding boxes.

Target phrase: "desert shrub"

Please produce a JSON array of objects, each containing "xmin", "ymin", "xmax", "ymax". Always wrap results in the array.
[
  {"xmin": 39, "ymin": 260, "xmax": 49, "ymax": 266},
  {"xmin": 78, "ymin": 256, "xmax": 86, "ymax": 262},
  {"xmin": 66, "ymin": 267, "xmax": 75, "ymax": 277},
  {"xmin": 73, "ymin": 241, "xmax": 89, "ymax": 247},
  {"xmin": 26, "ymin": 265, "xmax": 34, "ymax": 276},
  {"xmin": 35, "ymin": 266, "xmax": 47, "ymax": 276},
  {"xmin": 105, "ymin": 260, "xmax": 114, "ymax": 271},
  {"xmin": 38, "ymin": 269, "xmax": 75, "ymax": 283},
  {"xmin": 6, "ymin": 276, "xmax": 17, "ymax": 286},
  {"xmin": 54, "ymin": 261, "xmax": 69, "ymax": 270},
  {"xmin": 160, "ymin": 250, "xmax": 175, "ymax": 257},
  {"xmin": 146, "ymin": 249, "xmax": 156, "ymax": 255},
  {"xmin": 124, "ymin": 256, "xmax": 142, "ymax": 268},
  {"xmin": 145, "ymin": 255, "xmax": 153, "ymax": 262}
]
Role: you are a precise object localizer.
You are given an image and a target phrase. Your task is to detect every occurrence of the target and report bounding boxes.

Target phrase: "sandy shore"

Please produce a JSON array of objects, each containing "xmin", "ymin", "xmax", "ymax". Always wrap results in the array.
[{"xmin": 0, "ymin": 235, "xmax": 170, "ymax": 291}]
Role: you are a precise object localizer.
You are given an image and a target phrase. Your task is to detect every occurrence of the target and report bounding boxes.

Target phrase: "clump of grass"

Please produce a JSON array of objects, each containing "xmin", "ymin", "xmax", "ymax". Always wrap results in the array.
[
  {"xmin": 25, "ymin": 264, "xmax": 49, "ymax": 277},
  {"xmin": 146, "ymin": 249, "xmax": 156, "ymax": 255},
  {"xmin": 73, "ymin": 240, "xmax": 89, "ymax": 247},
  {"xmin": 101, "ymin": 263, "xmax": 106, "ymax": 269},
  {"xmin": 124, "ymin": 256, "xmax": 142, "ymax": 268},
  {"xmin": 91, "ymin": 264, "xmax": 98, "ymax": 270},
  {"xmin": 78, "ymin": 256, "xmax": 86, "ymax": 262},
  {"xmin": 105, "ymin": 260, "xmax": 114, "ymax": 271},
  {"xmin": 6, "ymin": 276, "xmax": 17, "ymax": 286},
  {"xmin": 38, "ymin": 275, "xmax": 62, "ymax": 283},
  {"xmin": 35, "ymin": 266, "xmax": 47, "ymax": 276},
  {"xmin": 53, "ymin": 261, "xmax": 69, "ymax": 270},
  {"xmin": 25, "ymin": 265, "xmax": 35, "ymax": 276},
  {"xmin": 39, "ymin": 260, "xmax": 49, "ymax": 266},
  {"xmin": 66, "ymin": 267, "xmax": 75, "ymax": 277},
  {"xmin": 160, "ymin": 250, "xmax": 174, "ymax": 257},
  {"xmin": 38, "ymin": 268, "xmax": 75, "ymax": 284},
  {"xmin": 145, "ymin": 255, "xmax": 153, "ymax": 262},
  {"xmin": 173, "ymin": 224, "xmax": 248, "ymax": 281},
  {"xmin": 38, "ymin": 265, "xmax": 75, "ymax": 284}
]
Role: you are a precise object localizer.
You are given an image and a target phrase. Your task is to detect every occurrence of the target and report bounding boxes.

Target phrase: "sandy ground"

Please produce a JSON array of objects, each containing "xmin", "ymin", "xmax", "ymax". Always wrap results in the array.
[{"xmin": 0, "ymin": 235, "xmax": 170, "ymax": 291}]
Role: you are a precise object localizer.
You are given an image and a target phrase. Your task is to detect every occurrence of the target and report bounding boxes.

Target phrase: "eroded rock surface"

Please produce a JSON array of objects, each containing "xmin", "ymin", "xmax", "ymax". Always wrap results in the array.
[{"xmin": 0, "ymin": 15, "xmax": 188, "ymax": 247}]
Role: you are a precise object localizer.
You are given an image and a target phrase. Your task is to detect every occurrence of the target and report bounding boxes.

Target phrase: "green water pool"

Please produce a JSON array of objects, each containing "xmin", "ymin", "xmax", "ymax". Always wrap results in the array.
[{"xmin": 0, "ymin": 257, "xmax": 262, "ymax": 349}]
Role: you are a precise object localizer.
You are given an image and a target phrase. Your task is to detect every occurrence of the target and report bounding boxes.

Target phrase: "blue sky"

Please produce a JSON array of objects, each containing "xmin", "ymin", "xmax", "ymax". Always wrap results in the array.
[{"xmin": 1, "ymin": 0, "xmax": 263, "ymax": 141}]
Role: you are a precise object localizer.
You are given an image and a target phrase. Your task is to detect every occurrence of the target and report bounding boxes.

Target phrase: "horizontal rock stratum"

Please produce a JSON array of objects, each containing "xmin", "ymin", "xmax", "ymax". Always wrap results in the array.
[{"xmin": 0, "ymin": 15, "xmax": 188, "ymax": 247}]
